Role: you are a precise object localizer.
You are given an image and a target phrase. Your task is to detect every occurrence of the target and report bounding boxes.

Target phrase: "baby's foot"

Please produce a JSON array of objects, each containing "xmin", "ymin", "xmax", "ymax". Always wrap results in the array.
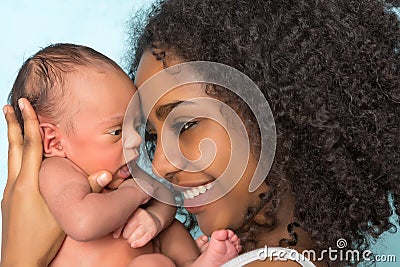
[{"xmin": 192, "ymin": 229, "xmax": 241, "ymax": 267}]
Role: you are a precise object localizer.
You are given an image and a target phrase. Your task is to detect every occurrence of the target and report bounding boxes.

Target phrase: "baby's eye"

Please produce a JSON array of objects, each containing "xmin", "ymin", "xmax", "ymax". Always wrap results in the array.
[{"xmin": 110, "ymin": 129, "xmax": 122, "ymax": 136}]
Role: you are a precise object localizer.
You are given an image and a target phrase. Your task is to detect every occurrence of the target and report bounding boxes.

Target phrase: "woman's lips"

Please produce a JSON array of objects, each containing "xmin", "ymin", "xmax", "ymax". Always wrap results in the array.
[
  {"xmin": 182, "ymin": 182, "xmax": 215, "ymax": 199},
  {"xmin": 185, "ymin": 205, "xmax": 205, "ymax": 214},
  {"xmin": 173, "ymin": 181, "xmax": 216, "ymax": 208}
]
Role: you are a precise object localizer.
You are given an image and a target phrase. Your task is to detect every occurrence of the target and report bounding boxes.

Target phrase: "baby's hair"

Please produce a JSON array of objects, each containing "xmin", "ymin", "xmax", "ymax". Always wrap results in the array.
[
  {"xmin": 128, "ymin": 0, "xmax": 400, "ymax": 265},
  {"xmin": 8, "ymin": 43, "xmax": 123, "ymax": 134}
]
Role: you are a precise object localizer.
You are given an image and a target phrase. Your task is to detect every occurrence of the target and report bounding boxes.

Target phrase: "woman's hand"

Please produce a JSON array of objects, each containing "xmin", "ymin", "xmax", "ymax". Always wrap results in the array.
[
  {"xmin": 1, "ymin": 99, "xmax": 64, "ymax": 267},
  {"xmin": 1, "ymin": 99, "xmax": 112, "ymax": 266}
]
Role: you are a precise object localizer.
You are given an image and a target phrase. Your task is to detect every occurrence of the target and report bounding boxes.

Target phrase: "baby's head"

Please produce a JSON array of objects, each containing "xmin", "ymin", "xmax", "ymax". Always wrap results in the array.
[
  {"xmin": 9, "ymin": 43, "xmax": 140, "ymax": 178},
  {"xmin": 10, "ymin": 44, "xmax": 122, "ymax": 132}
]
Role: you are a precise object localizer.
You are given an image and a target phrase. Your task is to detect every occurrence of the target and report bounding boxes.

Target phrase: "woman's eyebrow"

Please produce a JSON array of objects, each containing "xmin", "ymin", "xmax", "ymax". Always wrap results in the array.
[{"xmin": 156, "ymin": 100, "xmax": 195, "ymax": 119}]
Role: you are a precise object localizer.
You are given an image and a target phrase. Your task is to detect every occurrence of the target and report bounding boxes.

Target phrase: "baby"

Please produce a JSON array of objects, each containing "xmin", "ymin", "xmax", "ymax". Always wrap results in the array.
[{"xmin": 8, "ymin": 43, "xmax": 240, "ymax": 267}]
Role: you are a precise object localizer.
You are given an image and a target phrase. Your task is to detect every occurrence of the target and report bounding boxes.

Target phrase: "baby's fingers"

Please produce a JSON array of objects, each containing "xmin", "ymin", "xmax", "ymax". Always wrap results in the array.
[
  {"xmin": 128, "ymin": 226, "xmax": 152, "ymax": 248},
  {"xmin": 122, "ymin": 218, "xmax": 140, "ymax": 240},
  {"xmin": 122, "ymin": 208, "xmax": 152, "ymax": 239},
  {"xmin": 113, "ymin": 224, "xmax": 125, "ymax": 239}
]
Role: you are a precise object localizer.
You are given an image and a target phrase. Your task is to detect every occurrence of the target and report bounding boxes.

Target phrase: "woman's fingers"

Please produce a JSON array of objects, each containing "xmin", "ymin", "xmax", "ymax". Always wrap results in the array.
[
  {"xmin": 2, "ymin": 99, "xmax": 65, "ymax": 266},
  {"xmin": 17, "ymin": 98, "xmax": 43, "ymax": 188},
  {"xmin": 4, "ymin": 104, "xmax": 23, "ymax": 198},
  {"xmin": 88, "ymin": 171, "xmax": 113, "ymax": 193}
]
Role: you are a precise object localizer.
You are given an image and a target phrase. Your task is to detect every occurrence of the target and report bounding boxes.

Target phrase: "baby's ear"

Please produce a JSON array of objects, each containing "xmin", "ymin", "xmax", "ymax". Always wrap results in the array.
[{"xmin": 40, "ymin": 122, "xmax": 66, "ymax": 158}]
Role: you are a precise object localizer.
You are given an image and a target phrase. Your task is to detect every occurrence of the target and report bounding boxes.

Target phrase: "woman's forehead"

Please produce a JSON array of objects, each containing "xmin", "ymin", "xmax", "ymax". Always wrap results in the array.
[
  {"xmin": 137, "ymin": 69, "xmax": 210, "ymax": 117},
  {"xmin": 149, "ymin": 84, "xmax": 208, "ymax": 105},
  {"xmin": 134, "ymin": 48, "xmax": 187, "ymax": 88},
  {"xmin": 134, "ymin": 49, "xmax": 164, "ymax": 88}
]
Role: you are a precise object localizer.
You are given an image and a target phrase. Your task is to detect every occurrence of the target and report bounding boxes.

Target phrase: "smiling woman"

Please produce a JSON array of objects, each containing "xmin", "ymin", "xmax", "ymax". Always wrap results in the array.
[
  {"xmin": 0, "ymin": 0, "xmax": 400, "ymax": 267},
  {"xmin": 126, "ymin": 0, "xmax": 400, "ymax": 266}
]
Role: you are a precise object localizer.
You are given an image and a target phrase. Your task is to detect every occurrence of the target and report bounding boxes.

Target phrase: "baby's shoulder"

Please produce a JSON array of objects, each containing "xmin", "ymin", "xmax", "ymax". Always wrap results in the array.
[
  {"xmin": 42, "ymin": 156, "xmax": 69, "ymax": 165},
  {"xmin": 40, "ymin": 157, "xmax": 85, "ymax": 180}
]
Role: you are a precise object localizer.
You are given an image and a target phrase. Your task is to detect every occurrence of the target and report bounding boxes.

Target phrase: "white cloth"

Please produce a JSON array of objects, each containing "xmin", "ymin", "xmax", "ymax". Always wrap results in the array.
[{"xmin": 222, "ymin": 247, "xmax": 317, "ymax": 267}]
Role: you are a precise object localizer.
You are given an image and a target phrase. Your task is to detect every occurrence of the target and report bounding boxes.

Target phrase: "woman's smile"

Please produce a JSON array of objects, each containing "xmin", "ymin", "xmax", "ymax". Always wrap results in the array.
[{"xmin": 181, "ymin": 181, "xmax": 215, "ymax": 200}]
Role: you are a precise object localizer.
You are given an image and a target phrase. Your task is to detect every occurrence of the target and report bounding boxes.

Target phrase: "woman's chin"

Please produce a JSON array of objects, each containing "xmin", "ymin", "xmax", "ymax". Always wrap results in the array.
[{"xmin": 196, "ymin": 215, "xmax": 225, "ymax": 236}]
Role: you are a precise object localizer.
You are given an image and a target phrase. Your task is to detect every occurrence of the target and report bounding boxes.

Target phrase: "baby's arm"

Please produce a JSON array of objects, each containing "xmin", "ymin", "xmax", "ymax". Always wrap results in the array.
[
  {"xmin": 140, "ymin": 176, "xmax": 177, "ymax": 235},
  {"xmin": 157, "ymin": 219, "xmax": 201, "ymax": 267},
  {"xmin": 120, "ymin": 199, "xmax": 176, "ymax": 247},
  {"xmin": 119, "ymin": 167, "xmax": 177, "ymax": 247},
  {"xmin": 39, "ymin": 157, "xmax": 150, "ymax": 241},
  {"xmin": 146, "ymin": 198, "xmax": 176, "ymax": 235}
]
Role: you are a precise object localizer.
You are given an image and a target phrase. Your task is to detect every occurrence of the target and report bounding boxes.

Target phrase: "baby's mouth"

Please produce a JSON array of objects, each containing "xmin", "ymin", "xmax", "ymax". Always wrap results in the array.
[
  {"xmin": 106, "ymin": 165, "xmax": 132, "ymax": 191},
  {"xmin": 117, "ymin": 164, "xmax": 132, "ymax": 180}
]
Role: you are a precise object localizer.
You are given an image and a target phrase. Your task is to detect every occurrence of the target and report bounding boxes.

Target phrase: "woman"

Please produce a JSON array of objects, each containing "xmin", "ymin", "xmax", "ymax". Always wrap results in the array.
[
  {"xmin": 127, "ymin": 0, "xmax": 400, "ymax": 265},
  {"xmin": 3, "ymin": 0, "xmax": 400, "ymax": 266}
]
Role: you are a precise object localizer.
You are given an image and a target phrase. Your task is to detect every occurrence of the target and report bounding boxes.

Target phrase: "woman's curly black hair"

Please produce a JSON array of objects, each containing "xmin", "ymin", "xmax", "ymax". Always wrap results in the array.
[{"xmin": 127, "ymin": 0, "xmax": 400, "ymax": 265}]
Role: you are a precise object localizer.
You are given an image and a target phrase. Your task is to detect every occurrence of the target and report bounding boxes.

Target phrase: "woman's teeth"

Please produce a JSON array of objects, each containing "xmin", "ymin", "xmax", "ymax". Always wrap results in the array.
[{"xmin": 182, "ymin": 182, "xmax": 214, "ymax": 199}]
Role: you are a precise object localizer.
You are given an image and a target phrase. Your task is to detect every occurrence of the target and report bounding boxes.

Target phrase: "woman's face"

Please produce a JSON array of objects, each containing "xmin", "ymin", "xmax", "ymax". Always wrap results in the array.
[{"xmin": 135, "ymin": 50, "xmax": 265, "ymax": 235}]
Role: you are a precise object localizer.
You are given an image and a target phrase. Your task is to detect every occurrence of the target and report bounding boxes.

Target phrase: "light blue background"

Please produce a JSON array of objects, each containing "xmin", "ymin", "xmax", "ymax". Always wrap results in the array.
[{"xmin": 0, "ymin": 1, "xmax": 398, "ymax": 265}]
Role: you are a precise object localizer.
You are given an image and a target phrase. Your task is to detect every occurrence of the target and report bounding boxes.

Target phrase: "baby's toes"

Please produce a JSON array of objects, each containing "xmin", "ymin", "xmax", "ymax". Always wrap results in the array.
[{"xmin": 210, "ymin": 229, "xmax": 229, "ymax": 241}]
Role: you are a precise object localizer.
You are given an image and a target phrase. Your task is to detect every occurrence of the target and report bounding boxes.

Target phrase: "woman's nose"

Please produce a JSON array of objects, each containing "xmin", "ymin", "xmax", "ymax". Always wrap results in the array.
[{"xmin": 151, "ymin": 140, "xmax": 180, "ymax": 182}]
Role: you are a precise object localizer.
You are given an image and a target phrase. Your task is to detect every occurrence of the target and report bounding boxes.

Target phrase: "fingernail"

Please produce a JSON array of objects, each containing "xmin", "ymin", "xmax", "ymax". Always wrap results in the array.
[
  {"xmin": 18, "ymin": 99, "xmax": 24, "ymax": 111},
  {"xmin": 3, "ymin": 106, "xmax": 7, "ymax": 115},
  {"xmin": 97, "ymin": 173, "xmax": 110, "ymax": 187}
]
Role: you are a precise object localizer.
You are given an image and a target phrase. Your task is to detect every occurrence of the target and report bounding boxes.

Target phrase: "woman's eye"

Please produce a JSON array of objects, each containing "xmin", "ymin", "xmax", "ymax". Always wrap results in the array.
[
  {"xmin": 145, "ymin": 129, "xmax": 157, "ymax": 161},
  {"xmin": 110, "ymin": 129, "xmax": 122, "ymax": 136},
  {"xmin": 145, "ymin": 129, "xmax": 157, "ymax": 142},
  {"xmin": 178, "ymin": 121, "xmax": 197, "ymax": 134}
]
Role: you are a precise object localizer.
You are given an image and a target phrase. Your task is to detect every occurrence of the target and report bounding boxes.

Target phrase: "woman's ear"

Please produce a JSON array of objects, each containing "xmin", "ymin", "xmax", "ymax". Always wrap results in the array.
[{"xmin": 39, "ymin": 122, "xmax": 66, "ymax": 158}]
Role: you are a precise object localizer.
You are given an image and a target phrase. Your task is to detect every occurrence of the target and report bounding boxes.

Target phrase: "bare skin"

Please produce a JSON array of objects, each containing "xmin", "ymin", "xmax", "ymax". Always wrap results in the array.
[
  {"xmin": 1, "ymin": 99, "xmax": 112, "ymax": 267},
  {"xmin": 136, "ymin": 49, "xmax": 327, "ymax": 267},
  {"xmin": 2, "ymin": 98, "xmax": 241, "ymax": 267}
]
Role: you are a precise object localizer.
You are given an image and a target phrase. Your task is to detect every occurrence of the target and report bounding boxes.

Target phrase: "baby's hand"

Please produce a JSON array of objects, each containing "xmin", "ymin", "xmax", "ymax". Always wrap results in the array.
[{"xmin": 121, "ymin": 208, "xmax": 161, "ymax": 248}]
